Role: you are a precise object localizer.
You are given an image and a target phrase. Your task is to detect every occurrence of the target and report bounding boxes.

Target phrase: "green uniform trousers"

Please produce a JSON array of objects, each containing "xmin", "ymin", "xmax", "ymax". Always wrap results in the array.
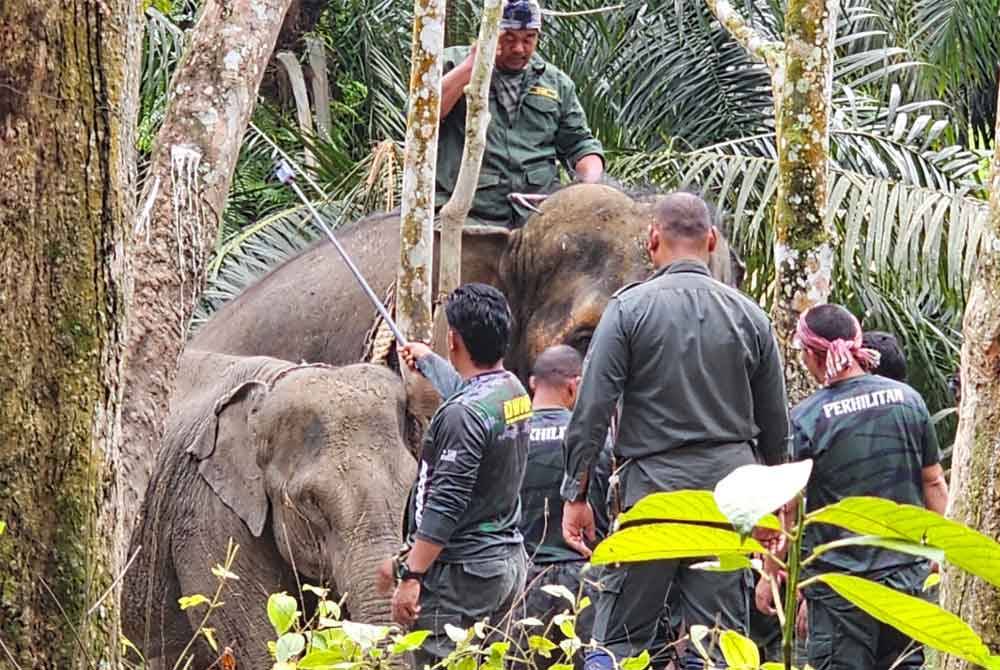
[
  {"xmin": 806, "ymin": 567, "xmax": 930, "ymax": 670},
  {"xmin": 412, "ymin": 546, "xmax": 528, "ymax": 668},
  {"xmin": 593, "ymin": 559, "xmax": 752, "ymax": 669}
]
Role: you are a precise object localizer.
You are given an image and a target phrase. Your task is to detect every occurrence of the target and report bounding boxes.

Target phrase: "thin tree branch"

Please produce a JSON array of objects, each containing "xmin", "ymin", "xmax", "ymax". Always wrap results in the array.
[{"xmin": 703, "ymin": 0, "xmax": 784, "ymax": 72}]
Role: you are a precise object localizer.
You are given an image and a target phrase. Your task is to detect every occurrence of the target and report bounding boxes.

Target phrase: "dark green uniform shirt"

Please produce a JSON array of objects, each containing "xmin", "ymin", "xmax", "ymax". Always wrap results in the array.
[
  {"xmin": 436, "ymin": 46, "xmax": 604, "ymax": 228},
  {"xmin": 520, "ymin": 407, "xmax": 613, "ymax": 564},
  {"xmin": 407, "ymin": 361, "xmax": 532, "ymax": 562},
  {"xmin": 562, "ymin": 260, "xmax": 790, "ymax": 509},
  {"xmin": 792, "ymin": 374, "xmax": 941, "ymax": 581}
]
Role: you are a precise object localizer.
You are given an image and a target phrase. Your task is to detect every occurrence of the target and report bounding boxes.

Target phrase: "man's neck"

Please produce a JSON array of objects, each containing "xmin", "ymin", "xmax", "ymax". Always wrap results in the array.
[
  {"xmin": 532, "ymin": 389, "xmax": 569, "ymax": 411},
  {"xmin": 454, "ymin": 358, "xmax": 505, "ymax": 380},
  {"xmin": 825, "ymin": 363, "xmax": 866, "ymax": 386},
  {"xmin": 652, "ymin": 252, "xmax": 708, "ymax": 271}
]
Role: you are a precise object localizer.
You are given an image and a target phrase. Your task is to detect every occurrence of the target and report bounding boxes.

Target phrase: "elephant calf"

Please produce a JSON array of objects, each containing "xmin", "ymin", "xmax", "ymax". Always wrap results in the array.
[{"xmin": 123, "ymin": 350, "xmax": 416, "ymax": 669}]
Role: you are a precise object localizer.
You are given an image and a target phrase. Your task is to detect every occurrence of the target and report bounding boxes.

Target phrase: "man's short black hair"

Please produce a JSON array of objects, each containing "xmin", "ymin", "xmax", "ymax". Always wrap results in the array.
[
  {"xmin": 862, "ymin": 330, "xmax": 907, "ymax": 382},
  {"xmin": 531, "ymin": 344, "xmax": 582, "ymax": 386},
  {"xmin": 804, "ymin": 304, "xmax": 859, "ymax": 342},
  {"xmin": 653, "ymin": 192, "xmax": 712, "ymax": 240},
  {"xmin": 445, "ymin": 283, "xmax": 511, "ymax": 367}
]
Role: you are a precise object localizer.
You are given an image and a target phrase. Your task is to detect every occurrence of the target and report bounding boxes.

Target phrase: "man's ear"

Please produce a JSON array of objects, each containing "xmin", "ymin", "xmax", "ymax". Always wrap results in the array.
[
  {"xmin": 529, "ymin": 375, "xmax": 537, "ymax": 394},
  {"xmin": 646, "ymin": 225, "xmax": 659, "ymax": 256},
  {"xmin": 707, "ymin": 226, "xmax": 719, "ymax": 254}
]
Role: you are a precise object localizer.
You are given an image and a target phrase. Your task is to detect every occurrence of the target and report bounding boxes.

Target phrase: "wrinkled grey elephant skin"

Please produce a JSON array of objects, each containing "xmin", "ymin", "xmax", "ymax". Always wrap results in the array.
[
  {"xmin": 123, "ymin": 350, "xmax": 415, "ymax": 669},
  {"xmin": 190, "ymin": 184, "xmax": 737, "ymax": 383}
]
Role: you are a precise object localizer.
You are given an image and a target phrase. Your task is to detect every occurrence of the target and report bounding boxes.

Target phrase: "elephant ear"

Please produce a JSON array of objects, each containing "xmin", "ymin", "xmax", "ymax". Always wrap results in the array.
[{"xmin": 187, "ymin": 380, "xmax": 270, "ymax": 538}]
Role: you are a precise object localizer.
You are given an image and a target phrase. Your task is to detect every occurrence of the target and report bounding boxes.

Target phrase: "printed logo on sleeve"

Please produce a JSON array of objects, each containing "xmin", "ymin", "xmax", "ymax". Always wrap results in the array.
[{"xmin": 503, "ymin": 395, "xmax": 533, "ymax": 424}]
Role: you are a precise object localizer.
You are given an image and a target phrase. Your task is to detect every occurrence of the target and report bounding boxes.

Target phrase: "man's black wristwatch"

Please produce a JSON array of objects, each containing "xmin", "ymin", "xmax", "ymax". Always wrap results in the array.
[{"xmin": 394, "ymin": 561, "xmax": 426, "ymax": 584}]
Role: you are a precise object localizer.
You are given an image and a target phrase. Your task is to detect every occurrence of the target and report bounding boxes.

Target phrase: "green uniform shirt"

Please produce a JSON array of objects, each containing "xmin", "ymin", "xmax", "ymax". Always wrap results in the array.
[
  {"xmin": 436, "ymin": 46, "xmax": 604, "ymax": 228},
  {"xmin": 561, "ymin": 260, "xmax": 790, "ymax": 508},
  {"xmin": 406, "ymin": 362, "xmax": 532, "ymax": 562},
  {"xmin": 792, "ymin": 374, "xmax": 941, "ymax": 581}
]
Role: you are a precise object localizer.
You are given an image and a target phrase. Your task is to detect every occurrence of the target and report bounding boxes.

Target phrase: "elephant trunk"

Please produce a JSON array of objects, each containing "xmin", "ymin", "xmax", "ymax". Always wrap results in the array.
[{"xmin": 334, "ymin": 533, "xmax": 396, "ymax": 624}]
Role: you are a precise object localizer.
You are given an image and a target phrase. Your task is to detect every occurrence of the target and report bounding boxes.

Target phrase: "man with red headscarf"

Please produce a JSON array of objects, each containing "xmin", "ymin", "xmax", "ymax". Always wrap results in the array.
[{"xmin": 756, "ymin": 303, "xmax": 948, "ymax": 670}]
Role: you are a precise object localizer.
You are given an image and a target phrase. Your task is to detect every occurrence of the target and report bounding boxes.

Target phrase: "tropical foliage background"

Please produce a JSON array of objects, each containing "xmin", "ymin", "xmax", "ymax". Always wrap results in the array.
[{"xmin": 139, "ymin": 0, "xmax": 1000, "ymax": 453}]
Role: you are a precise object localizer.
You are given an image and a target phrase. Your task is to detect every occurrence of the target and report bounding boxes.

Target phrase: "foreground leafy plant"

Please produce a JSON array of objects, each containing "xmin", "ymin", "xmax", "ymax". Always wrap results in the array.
[{"xmin": 593, "ymin": 461, "xmax": 1000, "ymax": 670}]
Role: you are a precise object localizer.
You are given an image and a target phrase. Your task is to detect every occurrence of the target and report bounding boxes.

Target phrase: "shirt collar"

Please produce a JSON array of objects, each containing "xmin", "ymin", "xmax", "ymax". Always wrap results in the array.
[{"xmin": 650, "ymin": 259, "xmax": 712, "ymax": 280}]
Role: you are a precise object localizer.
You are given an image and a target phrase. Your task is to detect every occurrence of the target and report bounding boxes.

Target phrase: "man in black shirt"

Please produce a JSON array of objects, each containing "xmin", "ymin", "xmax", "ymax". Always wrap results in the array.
[
  {"xmin": 385, "ymin": 284, "xmax": 532, "ymax": 666},
  {"xmin": 520, "ymin": 345, "xmax": 612, "ymax": 664}
]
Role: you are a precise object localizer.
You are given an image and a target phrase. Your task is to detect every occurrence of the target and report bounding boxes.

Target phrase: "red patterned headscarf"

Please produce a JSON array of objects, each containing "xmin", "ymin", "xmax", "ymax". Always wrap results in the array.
[{"xmin": 794, "ymin": 308, "xmax": 881, "ymax": 383}]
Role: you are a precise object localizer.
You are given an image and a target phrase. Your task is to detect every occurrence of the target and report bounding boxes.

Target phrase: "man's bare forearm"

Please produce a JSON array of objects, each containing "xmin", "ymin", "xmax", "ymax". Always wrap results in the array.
[
  {"xmin": 440, "ymin": 62, "xmax": 473, "ymax": 119},
  {"xmin": 406, "ymin": 538, "xmax": 444, "ymax": 573},
  {"xmin": 574, "ymin": 154, "xmax": 603, "ymax": 183}
]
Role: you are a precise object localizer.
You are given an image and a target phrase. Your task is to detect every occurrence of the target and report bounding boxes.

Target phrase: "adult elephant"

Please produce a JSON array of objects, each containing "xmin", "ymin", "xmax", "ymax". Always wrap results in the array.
[
  {"xmin": 191, "ymin": 184, "xmax": 738, "ymax": 381},
  {"xmin": 123, "ymin": 350, "xmax": 416, "ymax": 670}
]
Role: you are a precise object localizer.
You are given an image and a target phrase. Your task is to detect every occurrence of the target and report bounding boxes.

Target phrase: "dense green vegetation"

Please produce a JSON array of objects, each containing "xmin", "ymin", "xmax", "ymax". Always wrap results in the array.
[{"xmin": 137, "ymin": 0, "xmax": 1000, "ymax": 450}]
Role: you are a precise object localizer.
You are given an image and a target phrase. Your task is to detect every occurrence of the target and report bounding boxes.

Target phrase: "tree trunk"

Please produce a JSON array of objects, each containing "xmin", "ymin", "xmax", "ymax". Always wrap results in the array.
[
  {"xmin": 437, "ymin": 0, "xmax": 503, "ymax": 302},
  {"xmin": 0, "ymin": 0, "xmax": 139, "ymax": 667},
  {"xmin": 123, "ymin": 0, "xmax": 293, "ymax": 532},
  {"xmin": 397, "ymin": 0, "xmax": 446, "ymax": 343},
  {"xmin": 770, "ymin": 0, "xmax": 838, "ymax": 403},
  {"xmin": 940, "ymin": 86, "xmax": 1000, "ymax": 669}
]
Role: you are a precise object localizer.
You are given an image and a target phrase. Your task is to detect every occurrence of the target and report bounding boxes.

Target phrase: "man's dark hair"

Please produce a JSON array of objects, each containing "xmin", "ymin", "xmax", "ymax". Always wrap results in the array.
[
  {"xmin": 804, "ymin": 303, "xmax": 859, "ymax": 342},
  {"xmin": 531, "ymin": 344, "xmax": 582, "ymax": 386},
  {"xmin": 653, "ymin": 192, "xmax": 712, "ymax": 240},
  {"xmin": 862, "ymin": 330, "xmax": 907, "ymax": 381},
  {"xmin": 445, "ymin": 283, "xmax": 512, "ymax": 366}
]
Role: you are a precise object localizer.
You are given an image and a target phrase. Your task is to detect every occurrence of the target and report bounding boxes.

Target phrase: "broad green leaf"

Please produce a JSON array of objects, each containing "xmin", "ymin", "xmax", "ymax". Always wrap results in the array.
[
  {"xmin": 0, "ymin": 520, "xmax": 6, "ymax": 535},
  {"xmin": 489, "ymin": 641, "xmax": 510, "ymax": 659},
  {"xmin": 690, "ymin": 554, "xmax": 753, "ymax": 572},
  {"xmin": 560, "ymin": 636, "xmax": 581, "ymax": 656},
  {"xmin": 592, "ymin": 523, "xmax": 764, "ymax": 565},
  {"xmin": 453, "ymin": 655, "xmax": 477, "ymax": 670},
  {"xmin": 720, "ymin": 630, "xmax": 760, "ymax": 668},
  {"xmin": 529, "ymin": 635, "xmax": 559, "ymax": 657},
  {"xmin": 211, "ymin": 564, "xmax": 240, "ymax": 581},
  {"xmin": 178, "ymin": 594, "xmax": 210, "ymax": 610},
  {"xmin": 577, "ymin": 596, "xmax": 592, "ymax": 612},
  {"xmin": 516, "ymin": 617, "xmax": 544, "ymax": 627},
  {"xmin": 618, "ymin": 490, "xmax": 780, "ymax": 530},
  {"xmin": 541, "ymin": 584, "xmax": 577, "ymax": 604},
  {"xmin": 816, "ymin": 574, "xmax": 1000, "ymax": 669},
  {"xmin": 810, "ymin": 535, "xmax": 945, "ymax": 564},
  {"xmin": 445, "ymin": 623, "xmax": 469, "ymax": 644},
  {"xmin": 277, "ymin": 633, "xmax": 306, "ymax": 662},
  {"xmin": 391, "ymin": 630, "xmax": 431, "ymax": 654},
  {"xmin": 551, "ymin": 664, "xmax": 574, "ymax": 670},
  {"xmin": 808, "ymin": 497, "xmax": 1000, "ymax": 587},
  {"xmin": 342, "ymin": 621, "xmax": 389, "ymax": 649},
  {"xmin": 923, "ymin": 573, "xmax": 941, "ymax": 591},
  {"xmin": 621, "ymin": 650, "xmax": 650, "ymax": 670},
  {"xmin": 714, "ymin": 460, "xmax": 813, "ymax": 535},
  {"xmin": 557, "ymin": 615, "xmax": 576, "ymax": 639},
  {"xmin": 268, "ymin": 592, "xmax": 299, "ymax": 636},
  {"xmin": 318, "ymin": 599, "xmax": 341, "ymax": 621},
  {"xmin": 201, "ymin": 627, "xmax": 218, "ymax": 652},
  {"xmin": 299, "ymin": 649, "xmax": 353, "ymax": 669}
]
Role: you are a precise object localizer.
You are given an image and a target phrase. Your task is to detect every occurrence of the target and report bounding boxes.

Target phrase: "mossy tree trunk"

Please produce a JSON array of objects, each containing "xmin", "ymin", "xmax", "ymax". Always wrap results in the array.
[
  {"xmin": 940, "ymin": 86, "xmax": 1000, "ymax": 669},
  {"xmin": 398, "ymin": 0, "xmax": 446, "ymax": 343},
  {"xmin": 122, "ymin": 0, "xmax": 293, "ymax": 532},
  {"xmin": 0, "ymin": 1, "xmax": 140, "ymax": 667},
  {"xmin": 706, "ymin": 0, "xmax": 837, "ymax": 403},
  {"xmin": 437, "ymin": 0, "xmax": 503, "ymax": 300},
  {"xmin": 771, "ymin": 0, "xmax": 838, "ymax": 403}
]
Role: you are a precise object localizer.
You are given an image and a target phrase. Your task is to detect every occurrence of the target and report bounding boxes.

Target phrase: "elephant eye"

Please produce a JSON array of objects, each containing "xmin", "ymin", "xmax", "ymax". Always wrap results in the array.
[{"xmin": 566, "ymin": 328, "xmax": 594, "ymax": 356}]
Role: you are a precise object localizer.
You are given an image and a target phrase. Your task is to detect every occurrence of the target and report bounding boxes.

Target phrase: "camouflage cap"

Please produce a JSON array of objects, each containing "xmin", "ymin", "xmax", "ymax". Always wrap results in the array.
[{"xmin": 501, "ymin": 0, "xmax": 542, "ymax": 30}]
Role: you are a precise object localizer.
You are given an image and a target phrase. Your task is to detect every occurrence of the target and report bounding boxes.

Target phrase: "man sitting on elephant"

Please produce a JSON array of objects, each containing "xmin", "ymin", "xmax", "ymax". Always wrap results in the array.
[
  {"xmin": 437, "ymin": 0, "xmax": 605, "ymax": 228},
  {"xmin": 383, "ymin": 283, "xmax": 532, "ymax": 667},
  {"xmin": 520, "ymin": 345, "xmax": 613, "ymax": 665}
]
